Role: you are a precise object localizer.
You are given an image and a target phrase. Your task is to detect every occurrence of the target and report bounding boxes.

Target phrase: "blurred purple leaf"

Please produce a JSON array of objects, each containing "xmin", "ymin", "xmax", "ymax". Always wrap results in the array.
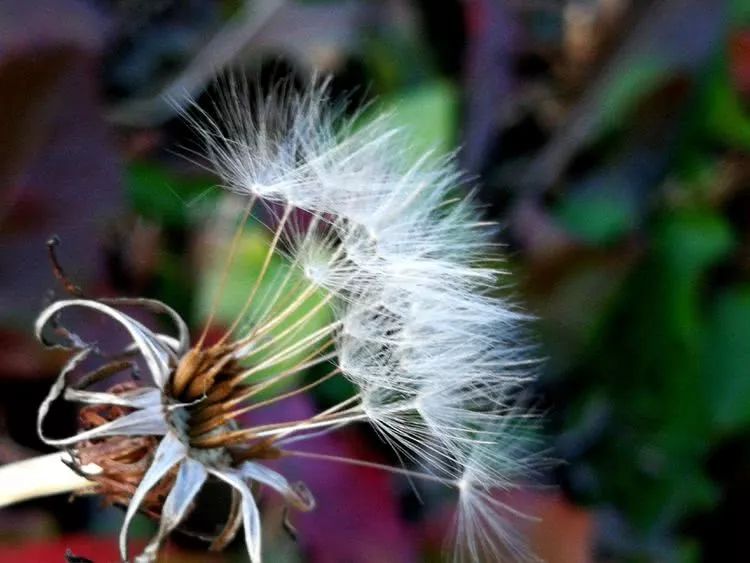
[{"xmin": 0, "ymin": 0, "xmax": 123, "ymax": 330}]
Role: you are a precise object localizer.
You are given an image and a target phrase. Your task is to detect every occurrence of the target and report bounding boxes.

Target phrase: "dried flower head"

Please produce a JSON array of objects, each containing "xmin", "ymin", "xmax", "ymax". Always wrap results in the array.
[{"xmin": 34, "ymin": 77, "xmax": 538, "ymax": 562}]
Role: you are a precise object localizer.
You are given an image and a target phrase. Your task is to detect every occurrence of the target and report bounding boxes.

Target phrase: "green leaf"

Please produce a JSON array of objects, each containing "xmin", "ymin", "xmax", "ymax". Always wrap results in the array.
[
  {"xmin": 648, "ymin": 211, "xmax": 733, "ymax": 440},
  {"xmin": 555, "ymin": 187, "xmax": 636, "ymax": 245},
  {"xmin": 655, "ymin": 211, "xmax": 734, "ymax": 279},
  {"xmin": 731, "ymin": 0, "xmax": 750, "ymax": 22},
  {"xmin": 599, "ymin": 59, "xmax": 669, "ymax": 133},
  {"xmin": 126, "ymin": 161, "xmax": 217, "ymax": 227},
  {"xmin": 361, "ymin": 81, "xmax": 458, "ymax": 162},
  {"xmin": 703, "ymin": 286, "xmax": 750, "ymax": 433},
  {"xmin": 703, "ymin": 60, "xmax": 750, "ymax": 150}
]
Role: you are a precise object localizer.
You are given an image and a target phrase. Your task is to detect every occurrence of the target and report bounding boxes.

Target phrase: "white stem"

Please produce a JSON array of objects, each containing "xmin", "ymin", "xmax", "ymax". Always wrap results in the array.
[
  {"xmin": 0, "ymin": 452, "xmax": 100, "ymax": 508},
  {"xmin": 254, "ymin": 411, "xmax": 368, "ymax": 439}
]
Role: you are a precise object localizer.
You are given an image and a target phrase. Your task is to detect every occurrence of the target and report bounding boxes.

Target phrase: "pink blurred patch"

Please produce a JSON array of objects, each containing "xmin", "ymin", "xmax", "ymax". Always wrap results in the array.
[
  {"xmin": 730, "ymin": 29, "xmax": 750, "ymax": 99},
  {"xmin": 528, "ymin": 492, "xmax": 593, "ymax": 563}
]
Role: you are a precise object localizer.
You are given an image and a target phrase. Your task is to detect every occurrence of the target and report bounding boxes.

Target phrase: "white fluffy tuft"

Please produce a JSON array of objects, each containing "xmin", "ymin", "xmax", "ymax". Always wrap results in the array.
[{"xmin": 191, "ymin": 75, "xmax": 539, "ymax": 559}]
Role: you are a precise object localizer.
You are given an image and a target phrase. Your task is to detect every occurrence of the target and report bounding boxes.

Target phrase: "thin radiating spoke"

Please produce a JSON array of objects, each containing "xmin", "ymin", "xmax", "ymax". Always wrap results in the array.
[{"xmin": 282, "ymin": 449, "xmax": 454, "ymax": 486}]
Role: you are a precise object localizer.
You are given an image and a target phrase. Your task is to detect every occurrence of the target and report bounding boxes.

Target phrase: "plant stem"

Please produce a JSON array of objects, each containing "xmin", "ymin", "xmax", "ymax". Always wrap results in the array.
[{"xmin": 0, "ymin": 452, "xmax": 100, "ymax": 508}]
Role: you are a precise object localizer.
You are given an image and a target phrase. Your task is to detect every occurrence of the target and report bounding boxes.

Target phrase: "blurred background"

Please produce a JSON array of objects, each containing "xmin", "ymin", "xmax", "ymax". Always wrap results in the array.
[{"xmin": 1, "ymin": 0, "xmax": 749, "ymax": 561}]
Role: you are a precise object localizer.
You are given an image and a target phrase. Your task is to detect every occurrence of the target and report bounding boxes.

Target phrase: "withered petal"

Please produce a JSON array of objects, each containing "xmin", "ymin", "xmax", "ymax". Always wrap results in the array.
[
  {"xmin": 238, "ymin": 461, "xmax": 315, "ymax": 512},
  {"xmin": 65, "ymin": 387, "xmax": 162, "ymax": 409},
  {"xmin": 98, "ymin": 297, "xmax": 190, "ymax": 355},
  {"xmin": 209, "ymin": 468, "xmax": 262, "ymax": 563},
  {"xmin": 137, "ymin": 457, "xmax": 207, "ymax": 562},
  {"xmin": 35, "ymin": 299, "xmax": 174, "ymax": 389},
  {"xmin": 120, "ymin": 432, "xmax": 187, "ymax": 561},
  {"xmin": 43, "ymin": 406, "xmax": 169, "ymax": 447},
  {"xmin": 37, "ymin": 348, "xmax": 169, "ymax": 447}
]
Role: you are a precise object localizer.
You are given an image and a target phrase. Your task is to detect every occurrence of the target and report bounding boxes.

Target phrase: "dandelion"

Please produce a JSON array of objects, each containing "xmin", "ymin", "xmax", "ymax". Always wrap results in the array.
[{"xmin": 0, "ymin": 77, "xmax": 538, "ymax": 562}]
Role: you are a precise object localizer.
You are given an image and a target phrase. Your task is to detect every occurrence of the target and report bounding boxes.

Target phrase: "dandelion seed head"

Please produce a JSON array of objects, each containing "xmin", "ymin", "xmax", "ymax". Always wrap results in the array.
[{"xmin": 34, "ymin": 75, "xmax": 539, "ymax": 562}]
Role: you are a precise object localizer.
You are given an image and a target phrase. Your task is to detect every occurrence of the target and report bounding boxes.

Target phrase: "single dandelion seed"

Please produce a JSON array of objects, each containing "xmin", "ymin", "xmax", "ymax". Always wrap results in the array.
[{"xmin": 0, "ymin": 76, "xmax": 539, "ymax": 562}]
